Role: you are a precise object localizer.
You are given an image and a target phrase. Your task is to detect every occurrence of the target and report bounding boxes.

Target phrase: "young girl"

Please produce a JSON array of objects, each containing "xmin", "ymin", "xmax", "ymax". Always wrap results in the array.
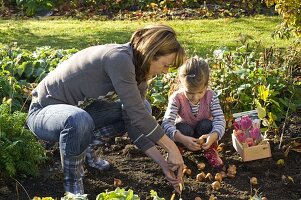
[{"xmin": 161, "ymin": 56, "xmax": 226, "ymax": 168}]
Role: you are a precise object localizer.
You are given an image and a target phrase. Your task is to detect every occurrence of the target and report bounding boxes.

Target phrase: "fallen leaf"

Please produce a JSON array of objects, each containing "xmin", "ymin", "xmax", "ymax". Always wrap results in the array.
[
  {"xmin": 287, "ymin": 176, "xmax": 294, "ymax": 183},
  {"xmin": 276, "ymin": 159, "xmax": 285, "ymax": 165}
]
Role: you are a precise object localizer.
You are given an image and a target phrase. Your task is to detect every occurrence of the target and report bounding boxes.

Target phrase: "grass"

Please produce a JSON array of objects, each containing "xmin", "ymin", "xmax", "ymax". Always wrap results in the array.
[{"xmin": 0, "ymin": 15, "xmax": 295, "ymax": 56}]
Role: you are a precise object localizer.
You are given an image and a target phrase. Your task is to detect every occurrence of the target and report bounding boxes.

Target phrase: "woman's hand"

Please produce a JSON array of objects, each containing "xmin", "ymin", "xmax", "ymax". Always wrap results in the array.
[
  {"xmin": 199, "ymin": 132, "xmax": 219, "ymax": 150},
  {"xmin": 156, "ymin": 135, "xmax": 184, "ymax": 186},
  {"xmin": 144, "ymin": 145, "xmax": 183, "ymax": 194},
  {"xmin": 161, "ymin": 162, "xmax": 183, "ymax": 194}
]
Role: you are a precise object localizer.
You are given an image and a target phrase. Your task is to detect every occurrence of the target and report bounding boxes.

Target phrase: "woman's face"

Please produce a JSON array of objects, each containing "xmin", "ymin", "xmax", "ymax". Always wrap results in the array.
[{"xmin": 148, "ymin": 53, "xmax": 176, "ymax": 78}]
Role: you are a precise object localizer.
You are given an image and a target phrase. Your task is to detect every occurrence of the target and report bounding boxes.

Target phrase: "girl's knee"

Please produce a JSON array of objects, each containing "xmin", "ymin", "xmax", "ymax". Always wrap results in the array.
[
  {"xmin": 176, "ymin": 122, "xmax": 194, "ymax": 137},
  {"xmin": 195, "ymin": 119, "xmax": 212, "ymax": 137}
]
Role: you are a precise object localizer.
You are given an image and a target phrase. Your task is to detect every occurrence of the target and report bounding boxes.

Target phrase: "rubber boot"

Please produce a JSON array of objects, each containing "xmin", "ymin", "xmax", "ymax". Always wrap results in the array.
[
  {"xmin": 61, "ymin": 150, "xmax": 86, "ymax": 194},
  {"xmin": 85, "ymin": 145, "xmax": 110, "ymax": 170},
  {"xmin": 203, "ymin": 142, "xmax": 224, "ymax": 169}
]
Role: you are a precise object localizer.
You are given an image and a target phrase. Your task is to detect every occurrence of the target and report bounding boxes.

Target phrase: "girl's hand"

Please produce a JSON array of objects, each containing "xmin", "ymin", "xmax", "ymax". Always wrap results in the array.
[
  {"xmin": 199, "ymin": 132, "xmax": 218, "ymax": 150},
  {"xmin": 174, "ymin": 130, "xmax": 201, "ymax": 151},
  {"xmin": 181, "ymin": 135, "xmax": 202, "ymax": 151}
]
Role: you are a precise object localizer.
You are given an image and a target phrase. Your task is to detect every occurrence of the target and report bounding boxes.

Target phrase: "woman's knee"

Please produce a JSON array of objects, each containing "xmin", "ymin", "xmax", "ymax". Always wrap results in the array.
[{"xmin": 64, "ymin": 110, "xmax": 95, "ymax": 150}]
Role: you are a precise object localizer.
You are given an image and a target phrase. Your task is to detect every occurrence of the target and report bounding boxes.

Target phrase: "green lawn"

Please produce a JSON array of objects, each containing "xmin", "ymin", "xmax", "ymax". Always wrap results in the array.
[{"xmin": 0, "ymin": 15, "xmax": 294, "ymax": 56}]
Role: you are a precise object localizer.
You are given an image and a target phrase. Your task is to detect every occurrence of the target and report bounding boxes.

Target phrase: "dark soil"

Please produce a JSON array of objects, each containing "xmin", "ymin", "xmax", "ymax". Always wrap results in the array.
[{"xmin": 1, "ymin": 113, "xmax": 300, "ymax": 200}]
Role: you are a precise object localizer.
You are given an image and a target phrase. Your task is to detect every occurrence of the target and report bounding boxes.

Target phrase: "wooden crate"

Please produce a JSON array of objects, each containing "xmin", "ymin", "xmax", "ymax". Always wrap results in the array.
[{"xmin": 232, "ymin": 134, "xmax": 271, "ymax": 162}]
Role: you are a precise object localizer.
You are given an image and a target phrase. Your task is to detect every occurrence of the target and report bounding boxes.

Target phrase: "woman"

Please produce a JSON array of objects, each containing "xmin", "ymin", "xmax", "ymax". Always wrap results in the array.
[{"xmin": 27, "ymin": 24, "xmax": 185, "ymax": 195}]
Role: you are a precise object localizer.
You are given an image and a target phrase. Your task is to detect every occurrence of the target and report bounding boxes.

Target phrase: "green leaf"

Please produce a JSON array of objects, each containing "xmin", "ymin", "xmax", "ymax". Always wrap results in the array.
[
  {"xmin": 258, "ymin": 85, "xmax": 269, "ymax": 102},
  {"xmin": 255, "ymin": 99, "xmax": 266, "ymax": 119},
  {"xmin": 24, "ymin": 62, "xmax": 34, "ymax": 78}
]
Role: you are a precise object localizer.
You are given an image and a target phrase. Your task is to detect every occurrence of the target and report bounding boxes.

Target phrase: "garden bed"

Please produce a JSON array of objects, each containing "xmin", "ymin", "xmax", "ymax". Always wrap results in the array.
[{"xmin": 0, "ymin": 111, "xmax": 300, "ymax": 200}]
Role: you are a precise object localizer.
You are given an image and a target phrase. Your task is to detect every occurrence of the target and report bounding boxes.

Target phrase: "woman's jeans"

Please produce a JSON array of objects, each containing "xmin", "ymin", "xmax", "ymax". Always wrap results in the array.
[
  {"xmin": 27, "ymin": 99, "xmax": 126, "ymax": 194},
  {"xmin": 27, "ymin": 98, "xmax": 151, "ymax": 194},
  {"xmin": 27, "ymin": 98, "xmax": 152, "ymax": 157},
  {"xmin": 27, "ymin": 99, "xmax": 126, "ymax": 157}
]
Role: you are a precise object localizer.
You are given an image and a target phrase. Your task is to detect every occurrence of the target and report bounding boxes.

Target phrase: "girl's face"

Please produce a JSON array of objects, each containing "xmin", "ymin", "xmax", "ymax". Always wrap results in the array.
[
  {"xmin": 148, "ymin": 53, "xmax": 176, "ymax": 78},
  {"xmin": 184, "ymin": 86, "xmax": 207, "ymax": 105}
]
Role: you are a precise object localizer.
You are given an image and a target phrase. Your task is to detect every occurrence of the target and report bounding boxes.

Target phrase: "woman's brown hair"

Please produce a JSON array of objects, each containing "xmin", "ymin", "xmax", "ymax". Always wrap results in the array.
[{"xmin": 130, "ymin": 24, "xmax": 185, "ymax": 84}]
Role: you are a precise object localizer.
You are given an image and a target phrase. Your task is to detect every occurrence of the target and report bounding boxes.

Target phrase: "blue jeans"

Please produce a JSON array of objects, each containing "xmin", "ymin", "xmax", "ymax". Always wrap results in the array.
[
  {"xmin": 27, "ymin": 98, "xmax": 151, "ymax": 194},
  {"xmin": 27, "ymin": 99, "xmax": 151, "ymax": 156},
  {"xmin": 27, "ymin": 99, "xmax": 125, "ymax": 157}
]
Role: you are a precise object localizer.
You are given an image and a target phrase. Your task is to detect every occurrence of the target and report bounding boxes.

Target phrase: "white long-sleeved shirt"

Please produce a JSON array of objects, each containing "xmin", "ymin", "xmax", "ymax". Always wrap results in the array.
[{"xmin": 162, "ymin": 92, "xmax": 226, "ymax": 141}]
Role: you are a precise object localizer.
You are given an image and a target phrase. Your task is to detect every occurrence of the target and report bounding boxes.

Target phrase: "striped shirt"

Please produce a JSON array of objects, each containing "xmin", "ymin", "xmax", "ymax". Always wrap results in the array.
[{"xmin": 162, "ymin": 92, "xmax": 226, "ymax": 141}]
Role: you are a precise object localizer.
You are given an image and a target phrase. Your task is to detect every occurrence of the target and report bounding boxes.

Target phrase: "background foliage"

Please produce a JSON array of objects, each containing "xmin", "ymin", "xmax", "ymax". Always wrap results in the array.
[
  {"xmin": 0, "ymin": 0, "xmax": 300, "ymax": 182},
  {"xmin": 0, "ymin": 102, "xmax": 46, "ymax": 178},
  {"xmin": 265, "ymin": 0, "xmax": 301, "ymax": 37},
  {"xmin": 1, "ymin": 0, "xmax": 268, "ymax": 17}
]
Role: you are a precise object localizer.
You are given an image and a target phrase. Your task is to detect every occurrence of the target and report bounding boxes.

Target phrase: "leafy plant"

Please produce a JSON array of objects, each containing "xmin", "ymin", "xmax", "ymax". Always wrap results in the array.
[
  {"xmin": 150, "ymin": 190, "xmax": 165, "ymax": 200},
  {"xmin": 61, "ymin": 192, "xmax": 88, "ymax": 200},
  {"xmin": 147, "ymin": 71, "xmax": 178, "ymax": 120},
  {"xmin": 32, "ymin": 197, "xmax": 56, "ymax": 200},
  {"xmin": 0, "ymin": 43, "xmax": 77, "ymax": 111},
  {"xmin": 0, "ymin": 101, "xmax": 46, "ymax": 178},
  {"xmin": 96, "ymin": 187, "xmax": 140, "ymax": 200},
  {"xmin": 0, "ymin": 43, "xmax": 77, "ymax": 83},
  {"xmin": 0, "ymin": 69, "xmax": 24, "ymax": 111},
  {"xmin": 33, "ymin": 189, "xmax": 166, "ymax": 200},
  {"xmin": 16, "ymin": 0, "xmax": 54, "ymax": 16},
  {"xmin": 265, "ymin": 0, "xmax": 301, "ymax": 37},
  {"xmin": 209, "ymin": 39, "xmax": 301, "ymax": 132}
]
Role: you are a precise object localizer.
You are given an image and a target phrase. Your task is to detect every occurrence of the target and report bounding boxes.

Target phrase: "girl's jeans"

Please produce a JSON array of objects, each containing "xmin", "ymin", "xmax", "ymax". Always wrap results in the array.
[{"xmin": 176, "ymin": 119, "xmax": 213, "ymax": 139}]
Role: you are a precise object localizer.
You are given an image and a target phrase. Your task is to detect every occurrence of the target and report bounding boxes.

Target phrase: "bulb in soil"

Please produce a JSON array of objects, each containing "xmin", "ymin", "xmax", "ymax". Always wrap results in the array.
[
  {"xmin": 205, "ymin": 173, "xmax": 213, "ymax": 181},
  {"xmin": 183, "ymin": 168, "xmax": 192, "ymax": 176},
  {"xmin": 196, "ymin": 172, "xmax": 206, "ymax": 182},
  {"xmin": 250, "ymin": 177, "xmax": 258, "ymax": 185},
  {"xmin": 220, "ymin": 171, "xmax": 227, "ymax": 178},
  {"xmin": 227, "ymin": 172, "xmax": 235, "ymax": 179},
  {"xmin": 227, "ymin": 164, "xmax": 237, "ymax": 175},
  {"xmin": 114, "ymin": 178, "xmax": 122, "ymax": 187},
  {"xmin": 197, "ymin": 162, "xmax": 206, "ymax": 170},
  {"xmin": 215, "ymin": 173, "xmax": 223, "ymax": 182},
  {"xmin": 211, "ymin": 181, "xmax": 221, "ymax": 190}
]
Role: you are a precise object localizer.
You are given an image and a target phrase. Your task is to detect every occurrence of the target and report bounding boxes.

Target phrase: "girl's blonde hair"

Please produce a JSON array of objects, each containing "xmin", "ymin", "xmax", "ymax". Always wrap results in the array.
[
  {"xmin": 130, "ymin": 24, "xmax": 185, "ymax": 83},
  {"xmin": 179, "ymin": 55, "xmax": 210, "ymax": 91}
]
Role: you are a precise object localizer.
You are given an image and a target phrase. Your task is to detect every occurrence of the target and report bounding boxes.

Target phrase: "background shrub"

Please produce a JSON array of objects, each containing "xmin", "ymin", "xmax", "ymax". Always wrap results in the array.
[{"xmin": 0, "ymin": 102, "xmax": 46, "ymax": 178}]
